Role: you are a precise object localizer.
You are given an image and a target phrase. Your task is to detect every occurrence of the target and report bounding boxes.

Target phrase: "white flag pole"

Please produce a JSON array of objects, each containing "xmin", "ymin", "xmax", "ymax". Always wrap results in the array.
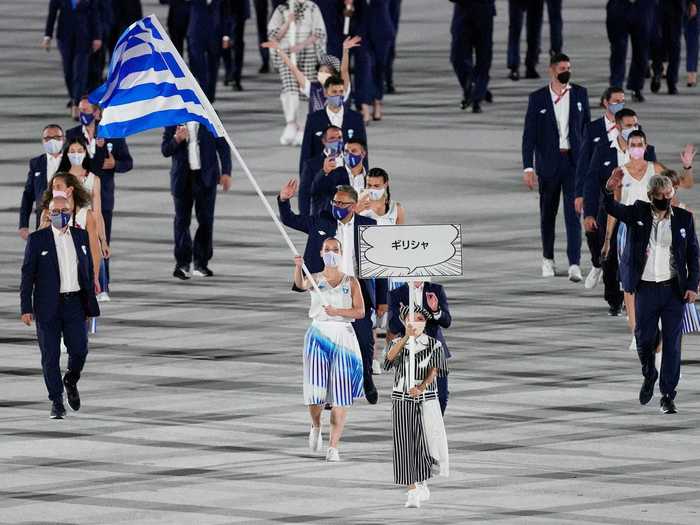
[
  {"xmin": 408, "ymin": 280, "xmax": 416, "ymax": 389},
  {"xmin": 148, "ymin": 15, "xmax": 327, "ymax": 303},
  {"xmin": 288, "ymin": 0, "xmax": 297, "ymax": 66}
]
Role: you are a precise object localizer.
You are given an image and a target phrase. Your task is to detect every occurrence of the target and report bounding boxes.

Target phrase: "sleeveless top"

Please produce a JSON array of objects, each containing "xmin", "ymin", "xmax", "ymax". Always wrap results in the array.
[
  {"xmin": 308, "ymin": 274, "xmax": 354, "ymax": 322},
  {"xmin": 74, "ymin": 207, "xmax": 88, "ymax": 230},
  {"xmin": 362, "ymin": 201, "xmax": 399, "ymax": 225},
  {"xmin": 620, "ymin": 162, "xmax": 654, "ymax": 205}
]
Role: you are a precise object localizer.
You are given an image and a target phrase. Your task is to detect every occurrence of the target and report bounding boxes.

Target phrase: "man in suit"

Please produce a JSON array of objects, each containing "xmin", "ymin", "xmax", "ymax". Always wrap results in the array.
[
  {"xmin": 299, "ymin": 125, "xmax": 343, "ymax": 216},
  {"xmin": 20, "ymin": 192, "xmax": 100, "ymax": 419},
  {"xmin": 187, "ymin": 0, "xmax": 231, "ymax": 102},
  {"xmin": 507, "ymin": 0, "xmax": 544, "ymax": 80},
  {"xmin": 299, "ymin": 76, "xmax": 367, "ymax": 179},
  {"xmin": 582, "ymin": 109, "xmax": 657, "ymax": 315},
  {"xmin": 606, "ymin": 0, "xmax": 655, "ymax": 102},
  {"xmin": 108, "ymin": 0, "xmax": 142, "ymax": 59},
  {"xmin": 160, "ymin": 0, "xmax": 191, "ymax": 56},
  {"xmin": 67, "ymin": 97, "xmax": 134, "ymax": 300},
  {"xmin": 385, "ymin": 0, "xmax": 402, "ymax": 94},
  {"xmin": 43, "ymin": 0, "xmax": 102, "ymax": 118},
  {"xmin": 604, "ymin": 172, "xmax": 699, "ymax": 414},
  {"xmin": 388, "ymin": 281, "xmax": 452, "ymax": 414},
  {"xmin": 19, "ymin": 125, "xmax": 65, "ymax": 240},
  {"xmin": 545, "ymin": 0, "xmax": 563, "ymax": 56},
  {"xmin": 450, "ymin": 0, "xmax": 496, "ymax": 113},
  {"xmin": 221, "ymin": 0, "xmax": 250, "ymax": 91},
  {"xmin": 311, "ymin": 138, "xmax": 367, "ymax": 215},
  {"xmin": 522, "ymin": 53, "xmax": 590, "ymax": 281},
  {"xmin": 162, "ymin": 122, "xmax": 232, "ymax": 280},
  {"xmin": 650, "ymin": 0, "xmax": 689, "ymax": 95},
  {"xmin": 88, "ymin": 0, "xmax": 113, "ymax": 91},
  {"xmin": 278, "ymin": 182, "xmax": 387, "ymax": 404}
]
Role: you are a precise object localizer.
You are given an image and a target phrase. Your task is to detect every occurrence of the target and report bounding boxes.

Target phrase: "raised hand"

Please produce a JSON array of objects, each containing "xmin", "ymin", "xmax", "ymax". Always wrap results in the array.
[
  {"xmin": 279, "ymin": 178, "xmax": 299, "ymax": 201},
  {"xmin": 606, "ymin": 167, "xmax": 624, "ymax": 191},
  {"xmin": 681, "ymin": 144, "xmax": 697, "ymax": 168},
  {"xmin": 343, "ymin": 36, "xmax": 362, "ymax": 50}
]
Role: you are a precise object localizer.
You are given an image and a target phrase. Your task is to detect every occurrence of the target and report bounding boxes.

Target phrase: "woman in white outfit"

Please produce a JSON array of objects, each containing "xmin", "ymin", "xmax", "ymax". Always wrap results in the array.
[
  {"xmin": 268, "ymin": 0, "xmax": 327, "ymax": 146},
  {"xmin": 293, "ymin": 238, "xmax": 365, "ymax": 462}
]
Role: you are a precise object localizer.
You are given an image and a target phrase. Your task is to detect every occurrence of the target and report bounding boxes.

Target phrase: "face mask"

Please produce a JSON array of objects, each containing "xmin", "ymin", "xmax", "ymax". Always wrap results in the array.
[
  {"xmin": 629, "ymin": 146, "xmax": 645, "ymax": 160},
  {"xmin": 68, "ymin": 152, "xmax": 86, "ymax": 166},
  {"xmin": 50, "ymin": 211, "xmax": 71, "ymax": 230},
  {"xmin": 325, "ymin": 140, "xmax": 343, "ymax": 157},
  {"xmin": 652, "ymin": 197, "xmax": 670, "ymax": 211},
  {"xmin": 326, "ymin": 94, "xmax": 344, "ymax": 108},
  {"xmin": 620, "ymin": 127, "xmax": 638, "ymax": 142},
  {"xmin": 332, "ymin": 205, "xmax": 351, "ymax": 221},
  {"xmin": 322, "ymin": 251, "xmax": 341, "ymax": 267},
  {"xmin": 406, "ymin": 321, "xmax": 426, "ymax": 337},
  {"xmin": 43, "ymin": 139, "xmax": 63, "ymax": 155},
  {"xmin": 344, "ymin": 151, "xmax": 363, "ymax": 169},
  {"xmin": 79, "ymin": 112, "xmax": 95, "ymax": 126},
  {"xmin": 556, "ymin": 71, "xmax": 571, "ymax": 84},
  {"xmin": 318, "ymin": 71, "xmax": 332, "ymax": 86},
  {"xmin": 368, "ymin": 188, "xmax": 385, "ymax": 200},
  {"xmin": 607, "ymin": 102, "xmax": 624, "ymax": 114}
]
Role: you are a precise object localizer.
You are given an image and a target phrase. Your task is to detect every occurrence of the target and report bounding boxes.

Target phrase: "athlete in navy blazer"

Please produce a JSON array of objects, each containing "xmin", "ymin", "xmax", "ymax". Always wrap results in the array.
[
  {"xmin": 19, "ymin": 155, "xmax": 51, "ymax": 232},
  {"xmin": 277, "ymin": 182, "xmax": 387, "ymax": 404},
  {"xmin": 388, "ymin": 282, "xmax": 452, "ymax": 414}
]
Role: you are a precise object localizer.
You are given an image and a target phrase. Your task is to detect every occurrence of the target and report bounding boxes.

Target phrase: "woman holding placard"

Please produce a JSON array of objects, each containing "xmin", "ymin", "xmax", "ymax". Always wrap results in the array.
[{"xmin": 293, "ymin": 238, "xmax": 365, "ymax": 462}]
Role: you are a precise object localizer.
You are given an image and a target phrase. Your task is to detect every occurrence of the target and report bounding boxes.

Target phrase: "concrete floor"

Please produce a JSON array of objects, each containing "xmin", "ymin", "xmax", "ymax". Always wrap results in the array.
[{"xmin": 3, "ymin": 0, "xmax": 700, "ymax": 523}]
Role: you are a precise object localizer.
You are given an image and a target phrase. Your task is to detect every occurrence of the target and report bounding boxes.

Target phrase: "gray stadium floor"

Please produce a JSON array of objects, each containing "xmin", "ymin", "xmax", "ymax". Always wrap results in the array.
[{"xmin": 3, "ymin": 1, "xmax": 700, "ymax": 523}]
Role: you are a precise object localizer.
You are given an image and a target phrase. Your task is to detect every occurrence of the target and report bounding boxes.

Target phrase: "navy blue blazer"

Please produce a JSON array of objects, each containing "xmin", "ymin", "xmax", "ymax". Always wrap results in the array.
[
  {"xmin": 20, "ymin": 227, "xmax": 100, "ymax": 321},
  {"xmin": 388, "ymin": 283, "xmax": 452, "ymax": 358},
  {"xmin": 522, "ymin": 84, "xmax": 591, "ymax": 179},
  {"xmin": 67, "ymin": 126, "xmax": 134, "ymax": 211},
  {"xmin": 583, "ymin": 142, "xmax": 656, "ymax": 218},
  {"xmin": 299, "ymin": 108, "xmax": 367, "ymax": 177},
  {"xmin": 19, "ymin": 155, "xmax": 51, "ymax": 229},
  {"xmin": 161, "ymin": 125, "xmax": 232, "ymax": 197},
  {"xmin": 45, "ymin": 0, "xmax": 101, "ymax": 46},
  {"xmin": 603, "ymin": 193, "xmax": 700, "ymax": 296},
  {"xmin": 575, "ymin": 116, "xmax": 609, "ymax": 198},
  {"xmin": 310, "ymin": 166, "xmax": 353, "ymax": 216},
  {"xmin": 300, "ymin": 153, "xmax": 324, "ymax": 216},
  {"xmin": 277, "ymin": 197, "xmax": 388, "ymax": 308},
  {"xmin": 188, "ymin": 0, "xmax": 234, "ymax": 40}
]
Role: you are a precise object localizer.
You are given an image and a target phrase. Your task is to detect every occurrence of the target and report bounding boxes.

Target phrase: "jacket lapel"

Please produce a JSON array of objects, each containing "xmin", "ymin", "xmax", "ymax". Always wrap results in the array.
[
  {"xmin": 69, "ymin": 228, "xmax": 88, "ymax": 287},
  {"xmin": 45, "ymin": 228, "xmax": 61, "ymax": 282},
  {"xmin": 543, "ymin": 89, "xmax": 559, "ymax": 138}
]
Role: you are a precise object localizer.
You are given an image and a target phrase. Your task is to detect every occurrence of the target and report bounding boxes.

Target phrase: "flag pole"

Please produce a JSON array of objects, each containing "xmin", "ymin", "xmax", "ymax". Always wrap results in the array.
[{"xmin": 148, "ymin": 16, "xmax": 327, "ymax": 303}]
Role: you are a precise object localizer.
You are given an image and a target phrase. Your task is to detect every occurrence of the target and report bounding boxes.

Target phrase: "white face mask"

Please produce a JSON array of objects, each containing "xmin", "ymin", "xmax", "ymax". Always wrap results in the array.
[
  {"xmin": 368, "ymin": 188, "xmax": 385, "ymax": 201},
  {"xmin": 322, "ymin": 251, "xmax": 341, "ymax": 267},
  {"xmin": 68, "ymin": 152, "xmax": 85, "ymax": 166},
  {"xmin": 317, "ymin": 71, "xmax": 332, "ymax": 86},
  {"xmin": 43, "ymin": 139, "xmax": 63, "ymax": 155}
]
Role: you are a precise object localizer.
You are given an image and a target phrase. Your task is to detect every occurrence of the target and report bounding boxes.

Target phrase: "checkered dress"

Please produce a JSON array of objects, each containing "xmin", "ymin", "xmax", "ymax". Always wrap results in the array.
[{"xmin": 268, "ymin": 1, "xmax": 327, "ymax": 96}]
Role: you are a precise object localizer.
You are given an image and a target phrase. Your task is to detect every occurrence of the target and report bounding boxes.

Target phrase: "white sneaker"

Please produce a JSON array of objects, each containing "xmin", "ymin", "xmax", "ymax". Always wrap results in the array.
[
  {"xmin": 372, "ymin": 359, "xmax": 382, "ymax": 375},
  {"xmin": 629, "ymin": 336, "xmax": 637, "ymax": 351},
  {"xmin": 293, "ymin": 129, "xmax": 304, "ymax": 146},
  {"xmin": 308, "ymin": 426, "xmax": 322, "ymax": 452},
  {"xmin": 542, "ymin": 258, "xmax": 555, "ymax": 277},
  {"xmin": 416, "ymin": 481, "xmax": 430, "ymax": 501},
  {"xmin": 405, "ymin": 488, "xmax": 421, "ymax": 508},
  {"xmin": 584, "ymin": 267, "xmax": 603, "ymax": 289},
  {"xmin": 568, "ymin": 264, "xmax": 583, "ymax": 283},
  {"xmin": 96, "ymin": 291, "xmax": 111, "ymax": 302},
  {"xmin": 280, "ymin": 123, "xmax": 297, "ymax": 145},
  {"xmin": 326, "ymin": 447, "xmax": 340, "ymax": 462}
]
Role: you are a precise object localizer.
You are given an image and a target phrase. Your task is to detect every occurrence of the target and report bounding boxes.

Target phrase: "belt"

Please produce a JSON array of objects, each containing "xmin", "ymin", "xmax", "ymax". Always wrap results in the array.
[
  {"xmin": 60, "ymin": 291, "xmax": 81, "ymax": 298},
  {"xmin": 560, "ymin": 149, "xmax": 571, "ymax": 154},
  {"xmin": 640, "ymin": 279, "xmax": 675, "ymax": 287}
]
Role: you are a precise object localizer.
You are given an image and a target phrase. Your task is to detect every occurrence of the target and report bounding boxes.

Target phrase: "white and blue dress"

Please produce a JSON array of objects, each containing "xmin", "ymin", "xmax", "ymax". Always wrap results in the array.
[{"xmin": 303, "ymin": 274, "xmax": 365, "ymax": 406}]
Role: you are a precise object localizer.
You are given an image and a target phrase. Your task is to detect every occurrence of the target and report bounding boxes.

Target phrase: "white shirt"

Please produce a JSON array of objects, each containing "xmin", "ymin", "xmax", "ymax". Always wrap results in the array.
[
  {"xmin": 604, "ymin": 114, "xmax": 618, "ymax": 142},
  {"xmin": 46, "ymin": 153, "xmax": 61, "ymax": 183},
  {"xmin": 186, "ymin": 122, "xmax": 201, "ymax": 170},
  {"xmin": 326, "ymin": 105, "xmax": 344, "ymax": 128},
  {"xmin": 347, "ymin": 166, "xmax": 366, "ymax": 194},
  {"xmin": 611, "ymin": 138, "xmax": 630, "ymax": 170},
  {"xmin": 52, "ymin": 226, "xmax": 80, "ymax": 293},
  {"xmin": 412, "ymin": 284, "xmax": 424, "ymax": 308},
  {"xmin": 82, "ymin": 125, "xmax": 96, "ymax": 157},
  {"xmin": 642, "ymin": 211, "xmax": 675, "ymax": 282},
  {"xmin": 549, "ymin": 84, "xmax": 570, "ymax": 149},
  {"xmin": 336, "ymin": 216, "xmax": 355, "ymax": 277}
]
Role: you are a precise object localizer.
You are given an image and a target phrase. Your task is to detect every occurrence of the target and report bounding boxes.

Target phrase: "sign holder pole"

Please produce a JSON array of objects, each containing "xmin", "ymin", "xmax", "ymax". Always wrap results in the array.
[{"xmin": 408, "ymin": 279, "xmax": 416, "ymax": 390}]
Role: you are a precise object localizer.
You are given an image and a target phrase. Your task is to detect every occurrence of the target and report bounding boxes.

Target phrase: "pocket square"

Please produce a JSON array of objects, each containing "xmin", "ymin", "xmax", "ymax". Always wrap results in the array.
[
  {"xmin": 41, "ymin": 250, "xmax": 48, "ymax": 256},
  {"xmin": 315, "ymin": 131, "xmax": 322, "ymax": 136},
  {"xmin": 577, "ymin": 101, "xmax": 583, "ymax": 112},
  {"xmin": 681, "ymin": 228, "xmax": 687, "ymax": 238},
  {"xmin": 34, "ymin": 171, "xmax": 41, "ymax": 177},
  {"xmin": 81, "ymin": 245, "xmax": 87, "ymax": 255},
  {"xmin": 637, "ymin": 221, "xmax": 644, "ymax": 226},
  {"xmin": 318, "ymin": 230, "xmax": 326, "ymax": 236},
  {"xmin": 348, "ymin": 129, "xmax": 354, "ymax": 138},
  {"xmin": 604, "ymin": 161, "xmax": 611, "ymax": 166},
  {"xmin": 593, "ymin": 137, "xmax": 601, "ymax": 143},
  {"xmin": 539, "ymin": 108, "xmax": 547, "ymax": 114}
]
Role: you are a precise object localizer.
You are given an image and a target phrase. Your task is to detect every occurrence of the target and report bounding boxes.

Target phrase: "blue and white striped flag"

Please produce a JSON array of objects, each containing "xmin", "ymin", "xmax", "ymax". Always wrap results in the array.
[{"xmin": 89, "ymin": 15, "xmax": 225, "ymax": 139}]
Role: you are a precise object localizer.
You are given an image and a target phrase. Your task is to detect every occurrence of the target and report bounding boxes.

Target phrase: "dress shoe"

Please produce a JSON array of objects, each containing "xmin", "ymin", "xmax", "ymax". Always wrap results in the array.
[
  {"xmin": 484, "ymin": 90, "xmax": 493, "ymax": 103},
  {"xmin": 525, "ymin": 68, "xmax": 540, "ymax": 79},
  {"xmin": 660, "ymin": 395, "xmax": 677, "ymax": 414},
  {"xmin": 668, "ymin": 84, "xmax": 678, "ymax": 95},
  {"xmin": 651, "ymin": 74, "xmax": 661, "ymax": 93},
  {"xmin": 364, "ymin": 376, "xmax": 378, "ymax": 404},
  {"xmin": 508, "ymin": 68, "xmax": 520, "ymax": 81},
  {"xmin": 639, "ymin": 372, "xmax": 658, "ymax": 405},
  {"xmin": 607, "ymin": 304, "xmax": 622, "ymax": 317},
  {"xmin": 632, "ymin": 90, "xmax": 645, "ymax": 103},
  {"xmin": 63, "ymin": 373, "xmax": 80, "ymax": 411},
  {"xmin": 173, "ymin": 266, "xmax": 191, "ymax": 280},
  {"xmin": 472, "ymin": 101, "xmax": 482, "ymax": 113},
  {"xmin": 192, "ymin": 266, "xmax": 214, "ymax": 277},
  {"xmin": 50, "ymin": 401, "xmax": 66, "ymax": 419},
  {"xmin": 258, "ymin": 63, "xmax": 270, "ymax": 74},
  {"xmin": 385, "ymin": 81, "xmax": 396, "ymax": 94},
  {"xmin": 233, "ymin": 81, "xmax": 243, "ymax": 91}
]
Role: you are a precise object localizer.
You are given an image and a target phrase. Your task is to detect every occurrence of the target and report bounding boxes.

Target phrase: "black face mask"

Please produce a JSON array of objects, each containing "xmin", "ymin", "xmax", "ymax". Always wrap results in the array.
[
  {"xmin": 557, "ymin": 71, "xmax": 571, "ymax": 84},
  {"xmin": 652, "ymin": 197, "xmax": 670, "ymax": 211}
]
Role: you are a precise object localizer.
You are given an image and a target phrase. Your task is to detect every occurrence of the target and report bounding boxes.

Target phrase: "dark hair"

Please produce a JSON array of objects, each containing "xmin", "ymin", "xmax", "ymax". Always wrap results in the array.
[
  {"xmin": 550, "ymin": 52, "xmax": 570, "ymax": 66},
  {"xmin": 345, "ymin": 138, "xmax": 367, "ymax": 151},
  {"xmin": 58, "ymin": 136, "xmax": 92, "ymax": 173},
  {"xmin": 323, "ymin": 125, "xmax": 342, "ymax": 140},
  {"xmin": 42, "ymin": 124, "xmax": 63, "ymax": 135},
  {"xmin": 41, "ymin": 172, "xmax": 93, "ymax": 227},
  {"xmin": 323, "ymin": 75, "xmax": 344, "ymax": 90},
  {"xmin": 614, "ymin": 107, "xmax": 637, "ymax": 124},
  {"xmin": 602, "ymin": 86, "xmax": 624, "ymax": 102},
  {"xmin": 627, "ymin": 129, "xmax": 647, "ymax": 143},
  {"xmin": 366, "ymin": 167, "xmax": 391, "ymax": 213},
  {"xmin": 335, "ymin": 185, "xmax": 358, "ymax": 202},
  {"xmin": 322, "ymin": 236, "xmax": 343, "ymax": 252}
]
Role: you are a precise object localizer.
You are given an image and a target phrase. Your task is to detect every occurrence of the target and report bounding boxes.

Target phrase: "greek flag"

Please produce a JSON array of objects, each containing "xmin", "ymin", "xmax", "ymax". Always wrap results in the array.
[{"xmin": 89, "ymin": 15, "xmax": 225, "ymax": 139}]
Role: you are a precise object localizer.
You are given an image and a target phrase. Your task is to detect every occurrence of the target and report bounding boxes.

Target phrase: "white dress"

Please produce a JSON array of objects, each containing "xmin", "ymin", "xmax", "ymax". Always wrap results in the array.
[{"xmin": 303, "ymin": 274, "xmax": 364, "ymax": 406}]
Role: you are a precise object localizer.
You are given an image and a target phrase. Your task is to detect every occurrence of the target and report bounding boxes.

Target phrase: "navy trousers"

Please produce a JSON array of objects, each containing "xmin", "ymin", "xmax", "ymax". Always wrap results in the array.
[
  {"xmin": 253, "ymin": 0, "xmax": 270, "ymax": 67},
  {"xmin": 386, "ymin": 0, "xmax": 402, "ymax": 88},
  {"xmin": 545, "ymin": 0, "xmax": 563, "ymax": 54},
  {"xmin": 352, "ymin": 312, "xmax": 375, "ymax": 384},
  {"xmin": 606, "ymin": 0, "xmax": 652, "ymax": 91},
  {"xmin": 436, "ymin": 375, "xmax": 448, "ymax": 415},
  {"xmin": 222, "ymin": 15, "xmax": 246, "ymax": 83},
  {"xmin": 450, "ymin": 2, "xmax": 493, "ymax": 103},
  {"xmin": 537, "ymin": 152, "xmax": 581, "ymax": 265},
  {"xmin": 188, "ymin": 35, "xmax": 222, "ymax": 102},
  {"xmin": 686, "ymin": 11, "xmax": 699, "ymax": 73},
  {"xmin": 35, "ymin": 295, "xmax": 88, "ymax": 402},
  {"xmin": 173, "ymin": 170, "xmax": 217, "ymax": 269},
  {"xmin": 651, "ymin": 1, "xmax": 684, "ymax": 87},
  {"xmin": 57, "ymin": 36, "xmax": 90, "ymax": 104},
  {"xmin": 98, "ymin": 209, "xmax": 113, "ymax": 293},
  {"xmin": 507, "ymin": 0, "xmax": 544, "ymax": 70},
  {"xmin": 635, "ymin": 281, "xmax": 684, "ymax": 400},
  {"xmin": 585, "ymin": 212, "xmax": 624, "ymax": 308}
]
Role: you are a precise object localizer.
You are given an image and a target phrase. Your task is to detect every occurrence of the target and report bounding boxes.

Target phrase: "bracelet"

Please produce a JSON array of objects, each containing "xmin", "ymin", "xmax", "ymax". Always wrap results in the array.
[{"xmin": 684, "ymin": 165, "xmax": 693, "ymax": 170}]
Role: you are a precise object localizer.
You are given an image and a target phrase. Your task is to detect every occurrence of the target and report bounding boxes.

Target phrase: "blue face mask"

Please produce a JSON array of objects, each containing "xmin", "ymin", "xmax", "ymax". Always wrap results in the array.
[
  {"xmin": 325, "ymin": 140, "xmax": 343, "ymax": 157},
  {"xmin": 344, "ymin": 151, "xmax": 363, "ymax": 169},
  {"xmin": 79, "ymin": 112, "xmax": 95, "ymax": 126},
  {"xmin": 332, "ymin": 205, "xmax": 351, "ymax": 221},
  {"xmin": 608, "ymin": 102, "xmax": 624, "ymax": 114},
  {"xmin": 51, "ymin": 211, "xmax": 71, "ymax": 230},
  {"xmin": 326, "ymin": 95, "xmax": 344, "ymax": 108},
  {"xmin": 621, "ymin": 126, "xmax": 638, "ymax": 142}
]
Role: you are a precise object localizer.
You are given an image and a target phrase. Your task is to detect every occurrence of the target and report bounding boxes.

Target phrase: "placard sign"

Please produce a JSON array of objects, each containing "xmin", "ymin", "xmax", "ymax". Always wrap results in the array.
[{"xmin": 358, "ymin": 224, "xmax": 463, "ymax": 278}]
